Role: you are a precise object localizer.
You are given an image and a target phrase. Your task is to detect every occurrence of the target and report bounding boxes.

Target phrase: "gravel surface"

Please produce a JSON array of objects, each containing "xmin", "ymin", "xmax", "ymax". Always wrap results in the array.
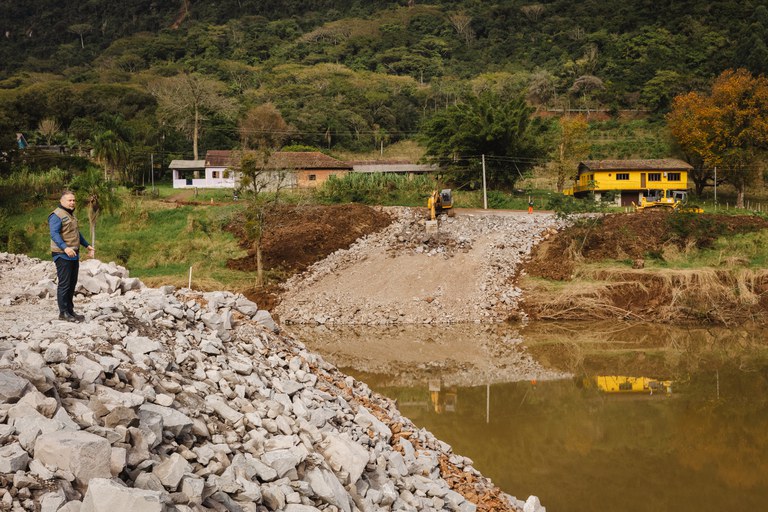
[{"xmin": 275, "ymin": 208, "xmax": 565, "ymax": 326}]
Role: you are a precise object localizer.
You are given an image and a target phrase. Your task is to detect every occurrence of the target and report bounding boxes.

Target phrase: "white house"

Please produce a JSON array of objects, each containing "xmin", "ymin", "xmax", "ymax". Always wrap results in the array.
[
  {"xmin": 169, "ymin": 160, "xmax": 208, "ymax": 188},
  {"xmin": 170, "ymin": 150, "xmax": 354, "ymax": 189}
]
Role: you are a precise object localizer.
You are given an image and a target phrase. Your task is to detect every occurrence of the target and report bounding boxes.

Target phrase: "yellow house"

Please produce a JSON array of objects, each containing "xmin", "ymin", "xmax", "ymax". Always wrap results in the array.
[{"xmin": 565, "ymin": 159, "xmax": 693, "ymax": 207}]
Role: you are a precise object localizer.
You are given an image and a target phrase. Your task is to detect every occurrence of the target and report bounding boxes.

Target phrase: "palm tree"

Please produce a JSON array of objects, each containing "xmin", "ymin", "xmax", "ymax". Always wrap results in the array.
[
  {"xmin": 70, "ymin": 167, "xmax": 121, "ymax": 248},
  {"xmin": 92, "ymin": 130, "xmax": 128, "ymax": 180}
]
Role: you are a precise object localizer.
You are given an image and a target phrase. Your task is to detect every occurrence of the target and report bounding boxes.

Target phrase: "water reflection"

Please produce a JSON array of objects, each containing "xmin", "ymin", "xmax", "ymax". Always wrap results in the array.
[
  {"xmin": 586, "ymin": 375, "xmax": 673, "ymax": 395},
  {"xmin": 293, "ymin": 321, "xmax": 768, "ymax": 512},
  {"xmin": 370, "ymin": 367, "xmax": 768, "ymax": 512}
]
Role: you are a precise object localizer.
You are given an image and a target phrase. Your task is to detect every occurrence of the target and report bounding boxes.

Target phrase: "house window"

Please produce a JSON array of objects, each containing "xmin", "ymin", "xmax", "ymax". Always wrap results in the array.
[
  {"xmin": 308, "ymin": 174, "xmax": 317, "ymax": 181},
  {"xmin": 212, "ymin": 171, "xmax": 219, "ymax": 179},
  {"xmin": 616, "ymin": 173, "xmax": 630, "ymax": 180},
  {"xmin": 648, "ymin": 173, "xmax": 661, "ymax": 181},
  {"xmin": 667, "ymin": 172, "xmax": 681, "ymax": 181}
]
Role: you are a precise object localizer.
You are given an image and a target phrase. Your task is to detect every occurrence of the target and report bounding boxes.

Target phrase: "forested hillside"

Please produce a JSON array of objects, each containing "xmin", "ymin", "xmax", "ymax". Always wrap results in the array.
[{"xmin": 1, "ymin": 0, "xmax": 767, "ymax": 185}]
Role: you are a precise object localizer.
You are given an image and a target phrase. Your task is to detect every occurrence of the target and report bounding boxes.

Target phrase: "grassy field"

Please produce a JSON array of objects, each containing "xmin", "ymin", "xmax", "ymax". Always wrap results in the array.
[{"xmin": 8, "ymin": 190, "xmax": 256, "ymax": 292}]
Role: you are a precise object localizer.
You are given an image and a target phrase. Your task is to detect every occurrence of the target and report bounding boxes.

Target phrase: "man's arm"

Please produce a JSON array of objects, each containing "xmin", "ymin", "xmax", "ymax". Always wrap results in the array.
[{"xmin": 79, "ymin": 233, "xmax": 95, "ymax": 257}]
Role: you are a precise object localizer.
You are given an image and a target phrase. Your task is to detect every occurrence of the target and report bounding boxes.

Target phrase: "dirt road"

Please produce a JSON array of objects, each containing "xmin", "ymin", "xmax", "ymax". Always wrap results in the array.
[{"xmin": 275, "ymin": 207, "xmax": 564, "ymax": 325}]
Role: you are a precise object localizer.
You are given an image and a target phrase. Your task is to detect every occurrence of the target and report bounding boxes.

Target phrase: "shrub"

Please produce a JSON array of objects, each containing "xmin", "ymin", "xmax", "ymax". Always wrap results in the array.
[
  {"xmin": 665, "ymin": 213, "xmax": 723, "ymax": 248},
  {"xmin": 546, "ymin": 195, "xmax": 604, "ymax": 219},
  {"xmin": 115, "ymin": 242, "xmax": 132, "ymax": 265},
  {"xmin": 7, "ymin": 228, "xmax": 30, "ymax": 254}
]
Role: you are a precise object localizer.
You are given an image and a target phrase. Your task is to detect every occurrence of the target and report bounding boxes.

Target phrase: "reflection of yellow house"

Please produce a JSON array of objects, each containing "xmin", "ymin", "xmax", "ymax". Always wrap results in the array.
[
  {"xmin": 589, "ymin": 376, "xmax": 673, "ymax": 395},
  {"xmin": 564, "ymin": 159, "xmax": 693, "ymax": 207}
]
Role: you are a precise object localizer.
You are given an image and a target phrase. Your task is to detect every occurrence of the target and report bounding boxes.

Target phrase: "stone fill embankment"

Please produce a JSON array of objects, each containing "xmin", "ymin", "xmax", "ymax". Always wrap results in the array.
[
  {"xmin": 0, "ymin": 253, "xmax": 545, "ymax": 512},
  {"xmin": 276, "ymin": 208, "xmax": 564, "ymax": 325}
]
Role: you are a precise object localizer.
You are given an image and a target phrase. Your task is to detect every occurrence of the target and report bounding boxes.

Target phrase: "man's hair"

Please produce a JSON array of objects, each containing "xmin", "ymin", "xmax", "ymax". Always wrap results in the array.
[{"xmin": 60, "ymin": 190, "xmax": 75, "ymax": 199}]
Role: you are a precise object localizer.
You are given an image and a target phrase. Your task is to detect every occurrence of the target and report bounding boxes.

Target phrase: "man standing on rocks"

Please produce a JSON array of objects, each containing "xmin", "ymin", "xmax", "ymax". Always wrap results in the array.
[{"xmin": 49, "ymin": 190, "xmax": 94, "ymax": 322}]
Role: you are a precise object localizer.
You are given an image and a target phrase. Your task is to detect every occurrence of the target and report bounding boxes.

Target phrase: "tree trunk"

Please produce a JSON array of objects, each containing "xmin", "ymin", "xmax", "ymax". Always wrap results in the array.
[
  {"xmin": 193, "ymin": 107, "xmax": 200, "ymax": 161},
  {"xmin": 737, "ymin": 185, "xmax": 745, "ymax": 209},
  {"xmin": 256, "ymin": 242, "xmax": 263, "ymax": 286},
  {"xmin": 556, "ymin": 143, "xmax": 566, "ymax": 193},
  {"xmin": 89, "ymin": 210, "xmax": 96, "ymax": 251}
]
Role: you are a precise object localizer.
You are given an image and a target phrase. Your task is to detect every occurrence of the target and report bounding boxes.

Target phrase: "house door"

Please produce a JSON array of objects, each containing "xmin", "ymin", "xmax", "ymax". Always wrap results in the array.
[{"xmin": 640, "ymin": 173, "xmax": 646, "ymax": 188}]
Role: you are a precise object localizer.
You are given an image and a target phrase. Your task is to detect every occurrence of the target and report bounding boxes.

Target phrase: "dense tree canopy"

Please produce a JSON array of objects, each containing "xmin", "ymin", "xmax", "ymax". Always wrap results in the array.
[
  {"xmin": 1, "ymin": 0, "xmax": 767, "ymax": 193},
  {"xmin": 668, "ymin": 69, "xmax": 768, "ymax": 207},
  {"xmin": 420, "ymin": 91, "xmax": 545, "ymax": 189}
]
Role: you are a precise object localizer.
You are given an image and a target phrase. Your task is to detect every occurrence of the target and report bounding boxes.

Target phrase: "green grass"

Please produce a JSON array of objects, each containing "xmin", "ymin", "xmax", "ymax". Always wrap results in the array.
[
  {"xmin": 5, "ymin": 191, "xmax": 255, "ymax": 291},
  {"xmin": 659, "ymin": 230, "xmax": 768, "ymax": 269}
]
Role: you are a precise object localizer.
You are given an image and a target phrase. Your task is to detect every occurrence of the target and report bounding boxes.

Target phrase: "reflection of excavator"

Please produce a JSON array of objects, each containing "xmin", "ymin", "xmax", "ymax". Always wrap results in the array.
[
  {"xmin": 583, "ymin": 375, "xmax": 673, "ymax": 395},
  {"xmin": 427, "ymin": 189, "xmax": 454, "ymax": 220},
  {"xmin": 429, "ymin": 379, "xmax": 457, "ymax": 413},
  {"xmin": 633, "ymin": 189, "xmax": 703, "ymax": 213}
]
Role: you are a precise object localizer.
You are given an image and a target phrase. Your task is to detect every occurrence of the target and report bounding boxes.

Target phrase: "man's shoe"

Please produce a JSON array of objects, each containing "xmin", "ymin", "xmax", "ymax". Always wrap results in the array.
[
  {"xmin": 68, "ymin": 311, "xmax": 85, "ymax": 322},
  {"xmin": 58, "ymin": 311, "xmax": 79, "ymax": 322}
]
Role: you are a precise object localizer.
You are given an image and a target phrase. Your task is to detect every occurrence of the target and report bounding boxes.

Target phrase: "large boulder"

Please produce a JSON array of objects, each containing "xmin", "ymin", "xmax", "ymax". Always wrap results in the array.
[
  {"xmin": 0, "ymin": 370, "xmax": 30, "ymax": 402},
  {"xmin": 81, "ymin": 478, "xmax": 163, "ymax": 512},
  {"xmin": 34, "ymin": 431, "xmax": 111, "ymax": 486}
]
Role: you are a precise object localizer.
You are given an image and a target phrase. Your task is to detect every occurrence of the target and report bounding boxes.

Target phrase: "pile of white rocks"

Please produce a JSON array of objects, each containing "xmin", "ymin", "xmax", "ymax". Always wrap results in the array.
[
  {"xmin": 0, "ymin": 256, "xmax": 142, "ymax": 306},
  {"xmin": 0, "ymin": 254, "xmax": 544, "ymax": 512}
]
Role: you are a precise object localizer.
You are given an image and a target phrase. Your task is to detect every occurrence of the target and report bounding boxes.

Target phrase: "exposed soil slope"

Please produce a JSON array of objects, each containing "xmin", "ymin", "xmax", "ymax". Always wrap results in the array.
[
  {"xmin": 227, "ymin": 203, "xmax": 392, "ymax": 274},
  {"xmin": 522, "ymin": 211, "xmax": 768, "ymax": 325}
]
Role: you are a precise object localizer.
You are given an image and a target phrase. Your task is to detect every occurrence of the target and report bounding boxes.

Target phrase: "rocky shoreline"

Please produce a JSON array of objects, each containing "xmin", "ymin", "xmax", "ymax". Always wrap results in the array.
[{"xmin": 0, "ymin": 254, "xmax": 545, "ymax": 512}]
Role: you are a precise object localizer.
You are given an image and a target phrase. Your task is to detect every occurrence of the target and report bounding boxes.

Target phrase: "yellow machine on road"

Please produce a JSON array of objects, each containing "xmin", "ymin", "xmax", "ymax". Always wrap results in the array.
[
  {"xmin": 633, "ymin": 189, "xmax": 703, "ymax": 213},
  {"xmin": 427, "ymin": 189, "xmax": 454, "ymax": 220}
]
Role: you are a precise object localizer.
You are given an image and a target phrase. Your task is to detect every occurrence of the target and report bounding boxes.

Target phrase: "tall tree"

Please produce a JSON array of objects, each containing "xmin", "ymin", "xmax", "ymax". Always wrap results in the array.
[
  {"xmin": 666, "ymin": 91, "xmax": 713, "ymax": 196},
  {"xmin": 553, "ymin": 115, "xmax": 590, "ymax": 193},
  {"xmin": 420, "ymin": 91, "xmax": 544, "ymax": 189},
  {"xmin": 70, "ymin": 167, "xmax": 121, "ymax": 249},
  {"xmin": 38, "ymin": 118, "xmax": 60, "ymax": 145},
  {"xmin": 569, "ymin": 75, "xmax": 605, "ymax": 113},
  {"xmin": 67, "ymin": 23, "xmax": 92, "ymax": 49},
  {"xmin": 668, "ymin": 69, "xmax": 768, "ymax": 207},
  {"xmin": 92, "ymin": 130, "xmax": 128, "ymax": 180},
  {"xmin": 527, "ymin": 70, "xmax": 557, "ymax": 111},
  {"xmin": 149, "ymin": 73, "xmax": 237, "ymax": 160},
  {"xmin": 237, "ymin": 105, "xmax": 292, "ymax": 286},
  {"xmin": 239, "ymin": 103, "xmax": 293, "ymax": 151}
]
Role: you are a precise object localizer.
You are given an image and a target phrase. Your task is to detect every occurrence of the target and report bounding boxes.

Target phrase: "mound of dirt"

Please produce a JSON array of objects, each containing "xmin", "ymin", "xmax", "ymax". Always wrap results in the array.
[
  {"xmin": 525, "ymin": 211, "xmax": 768, "ymax": 280},
  {"xmin": 227, "ymin": 203, "xmax": 392, "ymax": 274},
  {"xmin": 226, "ymin": 204, "xmax": 393, "ymax": 309}
]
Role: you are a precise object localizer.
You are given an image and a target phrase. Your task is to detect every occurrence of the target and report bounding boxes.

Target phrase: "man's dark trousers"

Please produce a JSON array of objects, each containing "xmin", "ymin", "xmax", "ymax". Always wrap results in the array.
[{"xmin": 55, "ymin": 257, "xmax": 79, "ymax": 315}]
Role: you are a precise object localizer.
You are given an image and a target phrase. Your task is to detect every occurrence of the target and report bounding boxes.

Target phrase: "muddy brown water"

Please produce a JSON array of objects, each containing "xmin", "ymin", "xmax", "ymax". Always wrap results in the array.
[{"xmin": 291, "ymin": 321, "xmax": 768, "ymax": 512}]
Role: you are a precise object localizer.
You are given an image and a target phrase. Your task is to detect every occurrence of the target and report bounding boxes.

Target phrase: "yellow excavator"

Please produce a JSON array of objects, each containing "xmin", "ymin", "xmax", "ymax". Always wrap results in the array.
[
  {"xmin": 633, "ymin": 189, "xmax": 703, "ymax": 213},
  {"xmin": 427, "ymin": 189, "xmax": 454, "ymax": 220}
]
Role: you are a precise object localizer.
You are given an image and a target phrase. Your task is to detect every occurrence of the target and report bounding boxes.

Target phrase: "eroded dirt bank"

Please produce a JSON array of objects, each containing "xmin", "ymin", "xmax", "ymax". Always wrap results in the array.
[{"xmin": 522, "ymin": 211, "xmax": 768, "ymax": 325}]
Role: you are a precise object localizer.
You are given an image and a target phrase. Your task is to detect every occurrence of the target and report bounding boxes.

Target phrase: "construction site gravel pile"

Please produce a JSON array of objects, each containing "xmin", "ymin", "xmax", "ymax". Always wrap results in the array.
[
  {"xmin": 0, "ymin": 253, "xmax": 544, "ymax": 512},
  {"xmin": 275, "ymin": 208, "xmax": 565, "ymax": 326}
]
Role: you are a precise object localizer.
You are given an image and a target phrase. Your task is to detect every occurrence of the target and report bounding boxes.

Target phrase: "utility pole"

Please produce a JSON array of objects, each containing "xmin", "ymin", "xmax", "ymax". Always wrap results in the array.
[{"xmin": 482, "ymin": 154, "xmax": 488, "ymax": 210}]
